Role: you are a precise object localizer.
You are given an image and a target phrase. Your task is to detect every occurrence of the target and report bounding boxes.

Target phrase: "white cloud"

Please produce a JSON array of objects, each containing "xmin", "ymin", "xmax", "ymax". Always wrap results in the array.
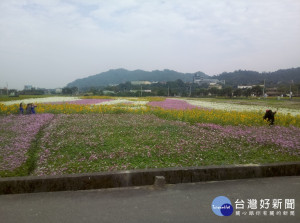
[{"xmin": 0, "ymin": 0, "xmax": 300, "ymax": 89}]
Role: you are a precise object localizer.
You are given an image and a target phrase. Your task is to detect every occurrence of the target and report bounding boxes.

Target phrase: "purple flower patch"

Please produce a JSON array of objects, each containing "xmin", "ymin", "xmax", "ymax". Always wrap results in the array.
[
  {"xmin": 0, "ymin": 114, "xmax": 54, "ymax": 172},
  {"xmin": 148, "ymin": 98, "xmax": 199, "ymax": 110},
  {"xmin": 197, "ymin": 123, "xmax": 300, "ymax": 155}
]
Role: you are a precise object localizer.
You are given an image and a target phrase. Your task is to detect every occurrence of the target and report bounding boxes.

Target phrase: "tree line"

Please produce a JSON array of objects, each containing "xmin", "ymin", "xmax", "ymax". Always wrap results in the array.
[{"xmin": 63, "ymin": 79, "xmax": 300, "ymax": 97}]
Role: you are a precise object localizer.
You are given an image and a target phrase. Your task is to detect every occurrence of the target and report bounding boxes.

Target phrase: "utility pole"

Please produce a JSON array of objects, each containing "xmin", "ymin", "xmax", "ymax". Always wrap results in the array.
[
  {"xmin": 189, "ymin": 85, "xmax": 192, "ymax": 97},
  {"xmin": 290, "ymin": 80, "xmax": 293, "ymax": 100},
  {"xmin": 262, "ymin": 79, "xmax": 265, "ymax": 98},
  {"xmin": 168, "ymin": 86, "xmax": 169, "ymax": 97},
  {"xmin": 140, "ymin": 85, "xmax": 142, "ymax": 97},
  {"xmin": 6, "ymin": 82, "xmax": 8, "ymax": 96}
]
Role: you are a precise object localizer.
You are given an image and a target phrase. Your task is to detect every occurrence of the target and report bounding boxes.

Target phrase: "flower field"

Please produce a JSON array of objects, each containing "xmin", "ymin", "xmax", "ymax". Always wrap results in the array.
[
  {"xmin": 0, "ymin": 96, "xmax": 299, "ymax": 177},
  {"xmin": 0, "ymin": 114, "xmax": 54, "ymax": 176},
  {"xmin": 2, "ymin": 96, "xmax": 81, "ymax": 105},
  {"xmin": 30, "ymin": 114, "xmax": 300, "ymax": 176},
  {"xmin": 181, "ymin": 98, "xmax": 300, "ymax": 116},
  {"xmin": 148, "ymin": 98, "xmax": 199, "ymax": 110},
  {"xmin": 1, "ymin": 97, "xmax": 299, "ymax": 127},
  {"xmin": 49, "ymin": 99, "xmax": 113, "ymax": 105}
]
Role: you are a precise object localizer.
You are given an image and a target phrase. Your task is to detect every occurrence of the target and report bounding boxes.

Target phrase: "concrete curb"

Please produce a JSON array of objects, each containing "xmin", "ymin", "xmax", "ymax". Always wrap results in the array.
[{"xmin": 1, "ymin": 162, "xmax": 300, "ymax": 195}]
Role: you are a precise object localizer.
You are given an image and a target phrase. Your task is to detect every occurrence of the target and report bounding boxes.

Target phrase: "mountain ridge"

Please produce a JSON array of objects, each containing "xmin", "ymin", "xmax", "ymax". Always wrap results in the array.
[
  {"xmin": 67, "ymin": 69, "xmax": 208, "ymax": 89},
  {"xmin": 67, "ymin": 67, "xmax": 300, "ymax": 89}
]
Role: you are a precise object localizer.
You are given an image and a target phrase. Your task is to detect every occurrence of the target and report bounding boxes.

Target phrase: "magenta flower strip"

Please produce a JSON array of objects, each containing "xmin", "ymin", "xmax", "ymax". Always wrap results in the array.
[
  {"xmin": 0, "ymin": 114, "xmax": 54, "ymax": 172},
  {"xmin": 197, "ymin": 123, "xmax": 300, "ymax": 155}
]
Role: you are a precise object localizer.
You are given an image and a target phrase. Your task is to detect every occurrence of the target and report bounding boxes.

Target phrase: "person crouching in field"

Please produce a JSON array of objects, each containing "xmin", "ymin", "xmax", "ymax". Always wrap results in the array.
[
  {"xmin": 263, "ymin": 109, "xmax": 277, "ymax": 125},
  {"xmin": 26, "ymin": 103, "xmax": 31, "ymax": 114},
  {"xmin": 25, "ymin": 103, "xmax": 35, "ymax": 114},
  {"xmin": 25, "ymin": 103, "xmax": 37, "ymax": 114},
  {"xmin": 19, "ymin": 103, "xmax": 24, "ymax": 114}
]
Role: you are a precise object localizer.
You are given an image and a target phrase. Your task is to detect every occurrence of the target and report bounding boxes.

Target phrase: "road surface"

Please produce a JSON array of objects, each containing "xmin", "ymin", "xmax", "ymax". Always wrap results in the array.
[{"xmin": 1, "ymin": 176, "xmax": 299, "ymax": 223}]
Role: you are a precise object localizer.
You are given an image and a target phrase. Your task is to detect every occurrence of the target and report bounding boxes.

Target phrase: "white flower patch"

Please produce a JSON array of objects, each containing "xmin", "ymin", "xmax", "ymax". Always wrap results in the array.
[
  {"xmin": 181, "ymin": 99, "xmax": 300, "ymax": 116},
  {"xmin": 3, "ymin": 97, "xmax": 81, "ymax": 105},
  {"xmin": 130, "ymin": 101, "xmax": 149, "ymax": 105}
]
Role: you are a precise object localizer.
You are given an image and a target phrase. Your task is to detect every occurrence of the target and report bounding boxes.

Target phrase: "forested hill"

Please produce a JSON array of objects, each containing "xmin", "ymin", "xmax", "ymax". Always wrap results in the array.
[
  {"xmin": 214, "ymin": 67, "xmax": 300, "ymax": 86},
  {"xmin": 67, "ymin": 67, "xmax": 300, "ymax": 89},
  {"xmin": 67, "ymin": 69, "xmax": 208, "ymax": 89}
]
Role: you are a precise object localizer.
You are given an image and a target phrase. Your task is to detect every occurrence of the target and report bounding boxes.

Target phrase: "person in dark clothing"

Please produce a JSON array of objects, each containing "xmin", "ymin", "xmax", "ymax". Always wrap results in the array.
[
  {"xmin": 31, "ymin": 103, "xmax": 37, "ymax": 114},
  {"xmin": 26, "ymin": 103, "xmax": 32, "ymax": 114},
  {"xmin": 19, "ymin": 103, "xmax": 24, "ymax": 114},
  {"xmin": 263, "ymin": 109, "xmax": 277, "ymax": 125}
]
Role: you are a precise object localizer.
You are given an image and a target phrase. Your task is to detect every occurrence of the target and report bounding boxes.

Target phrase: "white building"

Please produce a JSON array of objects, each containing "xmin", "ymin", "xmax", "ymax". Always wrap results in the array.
[
  {"xmin": 237, "ymin": 85, "xmax": 252, "ymax": 89},
  {"xmin": 193, "ymin": 74, "xmax": 225, "ymax": 85},
  {"xmin": 131, "ymin": 81, "xmax": 152, "ymax": 85},
  {"xmin": 55, "ymin": 88, "xmax": 62, "ymax": 94},
  {"xmin": 209, "ymin": 83, "xmax": 222, "ymax": 89},
  {"xmin": 237, "ymin": 85, "xmax": 264, "ymax": 89},
  {"xmin": 24, "ymin": 85, "xmax": 33, "ymax": 90},
  {"xmin": 130, "ymin": 89, "xmax": 152, "ymax": 93}
]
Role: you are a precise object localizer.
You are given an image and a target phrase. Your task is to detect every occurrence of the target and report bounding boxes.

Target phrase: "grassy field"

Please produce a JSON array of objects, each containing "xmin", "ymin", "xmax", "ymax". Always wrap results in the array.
[{"xmin": 1, "ymin": 113, "xmax": 299, "ymax": 177}]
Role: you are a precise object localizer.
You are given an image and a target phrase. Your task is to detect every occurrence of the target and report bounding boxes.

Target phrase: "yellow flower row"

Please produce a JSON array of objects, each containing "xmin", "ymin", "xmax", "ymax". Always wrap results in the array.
[
  {"xmin": 150, "ymin": 107, "xmax": 300, "ymax": 127},
  {"xmin": 0, "ymin": 103, "xmax": 299, "ymax": 127}
]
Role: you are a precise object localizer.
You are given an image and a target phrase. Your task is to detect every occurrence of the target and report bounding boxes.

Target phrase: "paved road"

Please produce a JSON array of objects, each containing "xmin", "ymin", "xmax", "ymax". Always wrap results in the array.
[{"xmin": 0, "ymin": 176, "xmax": 299, "ymax": 223}]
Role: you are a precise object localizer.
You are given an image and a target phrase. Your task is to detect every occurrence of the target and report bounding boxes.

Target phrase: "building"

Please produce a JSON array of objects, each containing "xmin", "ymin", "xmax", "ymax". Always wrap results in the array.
[
  {"xmin": 0, "ymin": 89, "xmax": 6, "ymax": 95},
  {"xmin": 131, "ymin": 81, "xmax": 152, "ymax": 85},
  {"xmin": 265, "ymin": 88, "xmax": 279, "ymax": 96},
  {"xmin": 24, "ymin": 85, "xmax": 33, "ymax": 90},
  {"xmin": 208, "ymin": 83, "xmax": 222, "ymax": 89},
  {"xmin": 237, "ymin": 85, "xmax": 252, "ymax": 89},
  {"xmin": 237, "ymin": 85, "xmax": 265, "ymax": 89},
  {"xmin": 9, "ymin": 90, "xmax": 18, "ymax": 97},
  {"xmin": 130, "ymin": 90, "xmax": 152, "ymax": 93},
  {"xmin": 55, "ymin": 88, "xmax": 62, "ymax": 94},
  {"xmin": 193, "ymin": 73, "xmax": 225, "ymax": 85},
  {"xmin": 103, "ymin": 90, "xmax": 115, "ymax": 95}
]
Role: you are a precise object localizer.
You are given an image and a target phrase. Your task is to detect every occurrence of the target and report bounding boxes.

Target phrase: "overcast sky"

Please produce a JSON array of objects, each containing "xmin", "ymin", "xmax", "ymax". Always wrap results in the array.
[{"xmin": 1, "ymin": 0, "xmax": 300, "ymax": 89}]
